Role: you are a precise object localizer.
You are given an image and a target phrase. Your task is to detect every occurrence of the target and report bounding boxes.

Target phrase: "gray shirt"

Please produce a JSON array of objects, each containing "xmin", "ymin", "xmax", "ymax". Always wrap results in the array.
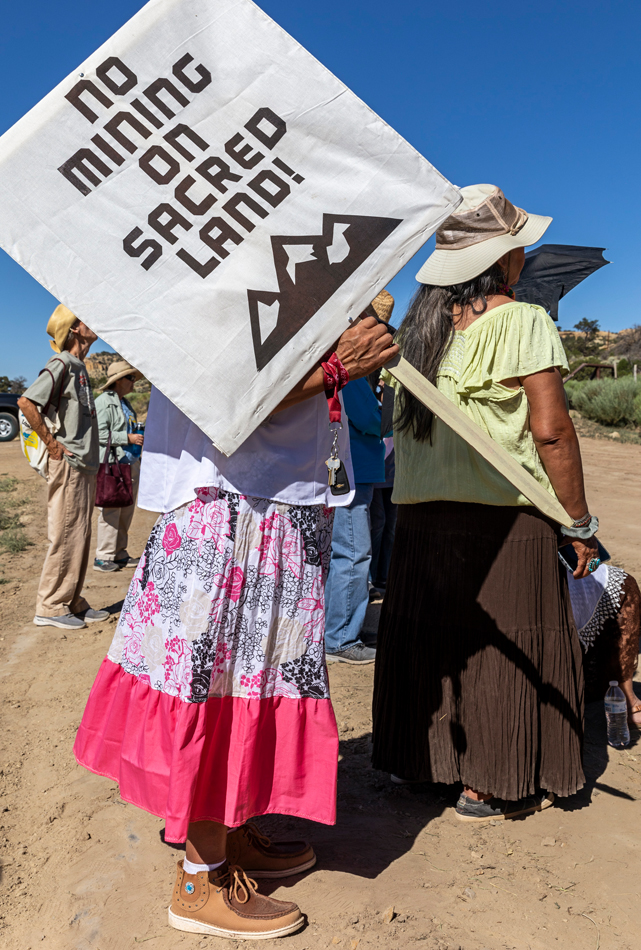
[{"xmin": 23, "ymin": 351, "xmax": 99, "ymax": 473}]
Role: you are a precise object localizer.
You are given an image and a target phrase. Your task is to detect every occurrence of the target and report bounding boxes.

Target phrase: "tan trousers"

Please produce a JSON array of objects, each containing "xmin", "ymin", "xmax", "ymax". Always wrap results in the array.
[
  {"xmin": 95, "ymin": 460, "xmax": 141, "ymax": 562},
  {"xmin": 36, "ymin": 458, "xmax": 97, "ymax": 617}
]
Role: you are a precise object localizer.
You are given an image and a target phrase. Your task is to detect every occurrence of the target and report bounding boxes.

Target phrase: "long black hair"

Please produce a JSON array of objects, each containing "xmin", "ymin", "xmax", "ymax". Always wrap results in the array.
[{"xmin": 395, "ymin": 262, "xmax": 506, "ymax": 442}]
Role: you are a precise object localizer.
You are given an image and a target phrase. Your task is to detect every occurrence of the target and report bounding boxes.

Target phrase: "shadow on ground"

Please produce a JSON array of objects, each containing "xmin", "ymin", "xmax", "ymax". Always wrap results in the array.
[
  {"xmin": 559, "ymin": 686, "xmax": 640, "ymax": 810},
  {"xmin": 159, "ymin": 605, "xmax": 639, "ymax": 888}
]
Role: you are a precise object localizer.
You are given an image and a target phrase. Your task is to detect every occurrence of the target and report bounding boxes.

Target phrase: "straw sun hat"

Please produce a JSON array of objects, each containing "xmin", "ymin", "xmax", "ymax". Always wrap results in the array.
[
  {"xmin": 416, "ymin": 184, "xmax": 552, "ymax": 286},
  {"xmin": 98, "ymin": 360, "xmax": 142, "ymax": 392},
  {"xmin": 369, "ymin": 289, "xmax": 394, "ymax": 323},
  {"xmin": 46, "ymin": 304, "xmax": 78, "ymax": 353}
]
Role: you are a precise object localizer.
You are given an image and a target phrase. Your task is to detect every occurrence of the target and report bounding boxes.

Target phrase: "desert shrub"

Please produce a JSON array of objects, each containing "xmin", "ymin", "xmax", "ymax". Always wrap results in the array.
[
  {"xmin": 0, "ymin": 476, "xmax": 18, "ymax": 493},
  {"xmin": 0, "ymin": 502, "xmax": 20, "ymax": 531},
  {"xmin": 565, "ymin": 378, "xmax": 640, "ymax": 427},
  {"xmin": 616, "ymin": 358, "xmax": 632, "ymax": 377},
  {"xmin": 564, "ymin": 380, "xmax": 580, "ymax": 406},
  {"xmin": 0, "ymin": 527, "xmax": 31, "ymax": 554},
  {"xmin": 127, "ymin": 391, "xmax": 150, "ymax": 417},
  {"xmin": 89, "ymin": 376, "xmax": 107, "ymax": 395}
]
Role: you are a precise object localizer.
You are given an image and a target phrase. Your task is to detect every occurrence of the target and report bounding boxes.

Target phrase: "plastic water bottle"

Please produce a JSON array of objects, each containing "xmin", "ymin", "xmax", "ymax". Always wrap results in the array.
[{"xmin": 604, "ymin": 681, "xmax": 630, "ymax": 749}]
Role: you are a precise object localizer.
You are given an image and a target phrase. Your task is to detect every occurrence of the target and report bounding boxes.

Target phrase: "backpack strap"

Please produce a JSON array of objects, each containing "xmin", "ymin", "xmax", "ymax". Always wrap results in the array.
[{"xmin": 39, "ymin": 357, "xmax": 68, "ymax": 416}]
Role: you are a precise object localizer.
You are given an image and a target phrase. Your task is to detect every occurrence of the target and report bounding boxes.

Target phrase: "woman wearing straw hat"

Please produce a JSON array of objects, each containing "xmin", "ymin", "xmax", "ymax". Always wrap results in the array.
[
  {"xmin": 93, "ymin": 360, "xmax": 145, "ymax": 572},
  {"xmin": 372, "ymin": 184, "xmax": 599, "ymax": 821}
]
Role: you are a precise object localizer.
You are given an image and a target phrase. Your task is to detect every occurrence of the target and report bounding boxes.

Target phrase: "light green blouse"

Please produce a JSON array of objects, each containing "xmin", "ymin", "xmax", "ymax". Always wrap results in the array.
[{"xmin": 390, "ymin": 302, "xmax": 569, "ymax": 508}]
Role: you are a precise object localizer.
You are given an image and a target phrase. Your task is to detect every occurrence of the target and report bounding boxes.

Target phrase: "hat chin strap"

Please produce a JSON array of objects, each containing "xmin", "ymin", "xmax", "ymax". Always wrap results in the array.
[{"xmin": 508, "ymin": 206, "xmax": 528, "ymax": 235}]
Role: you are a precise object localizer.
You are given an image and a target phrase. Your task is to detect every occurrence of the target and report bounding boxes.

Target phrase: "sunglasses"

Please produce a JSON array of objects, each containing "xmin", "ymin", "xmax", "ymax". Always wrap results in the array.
[{"xmin": 124, "ymin": 373, "xmax": 137, "ymax": 381}]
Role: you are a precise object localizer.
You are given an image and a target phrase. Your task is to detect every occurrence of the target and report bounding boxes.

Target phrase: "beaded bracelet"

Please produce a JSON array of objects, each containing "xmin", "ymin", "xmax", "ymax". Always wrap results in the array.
[{"xmin": 570, "ymin": 513, "xmax": 591, "ymax": 528}]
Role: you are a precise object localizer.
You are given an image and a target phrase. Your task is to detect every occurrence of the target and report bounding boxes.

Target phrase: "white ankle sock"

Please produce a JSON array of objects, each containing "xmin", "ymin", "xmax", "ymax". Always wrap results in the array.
[{"xmin": 183, "ymin": 857, "xmax": 226, "ymax": 875}]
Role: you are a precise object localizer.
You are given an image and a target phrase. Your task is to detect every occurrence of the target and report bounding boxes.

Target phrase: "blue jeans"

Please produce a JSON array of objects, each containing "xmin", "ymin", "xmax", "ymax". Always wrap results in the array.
[
  {"xmin": 369, "ymin": 487, "xmax": 397, "ymax": 587},
  {"xmin": 324, "ymin": 483, "xmax": 374, "ymax": 653}
]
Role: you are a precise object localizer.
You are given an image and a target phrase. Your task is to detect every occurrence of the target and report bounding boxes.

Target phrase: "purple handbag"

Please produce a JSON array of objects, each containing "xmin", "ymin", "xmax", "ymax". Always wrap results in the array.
[{"xmin": 95, "ymin": 433, "xmax": 133, "ymax": 508}]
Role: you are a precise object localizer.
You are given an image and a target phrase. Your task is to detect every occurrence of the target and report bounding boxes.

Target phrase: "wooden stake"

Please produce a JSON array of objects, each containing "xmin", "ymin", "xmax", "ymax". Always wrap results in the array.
[{"xmin": 385, "ymin": 355, "xmax": 573, "ymax": 527}]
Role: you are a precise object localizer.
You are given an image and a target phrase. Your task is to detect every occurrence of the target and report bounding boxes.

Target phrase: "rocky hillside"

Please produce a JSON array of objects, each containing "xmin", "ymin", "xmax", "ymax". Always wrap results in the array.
[
  {"xmin": 86, "ymin": 351, "xmax": 149, "ymax": 390},
  {"xmin": 84, "ymin": 351, "xmax": 116, "ymax": 379},
  {"xmin": 85, "ymin": 351, "xmax": 150, "ymax": 418},
  {"xmin": 559, "ymin": 325, "xmax": 640, "ymax": 380}
]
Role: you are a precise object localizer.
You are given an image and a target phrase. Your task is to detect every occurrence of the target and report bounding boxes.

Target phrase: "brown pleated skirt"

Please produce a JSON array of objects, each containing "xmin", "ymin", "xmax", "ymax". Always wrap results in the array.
[{"xmin": 372, "ymin": 501, "xmax": 585, "ymax": 800}]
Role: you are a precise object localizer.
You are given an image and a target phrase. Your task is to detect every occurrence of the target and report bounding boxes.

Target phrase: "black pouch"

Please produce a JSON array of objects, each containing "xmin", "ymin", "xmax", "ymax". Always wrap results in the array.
[
  {"xmin": 330, "ymin": 461, "xmax": 351, "ymax": 496},
  {"xmin": 558, "ymin": 538, "xmax": 611, "ymax": 572}
]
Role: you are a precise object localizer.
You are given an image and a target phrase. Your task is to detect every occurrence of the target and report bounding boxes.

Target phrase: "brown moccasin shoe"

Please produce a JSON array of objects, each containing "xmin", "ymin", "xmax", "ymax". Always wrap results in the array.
[
  {"xmin": 227, "ymin": 822, "xmax": 316, "ymax": 879},
  {"xmin": 168, "ymin": 860, "xmax": 303, "ymax": 938}
]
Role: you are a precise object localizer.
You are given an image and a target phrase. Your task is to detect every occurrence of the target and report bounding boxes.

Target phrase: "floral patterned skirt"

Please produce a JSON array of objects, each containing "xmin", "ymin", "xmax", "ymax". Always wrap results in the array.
[{"xmin": 74, "ymin": 488, "xmax": 337, "ymax": 841}]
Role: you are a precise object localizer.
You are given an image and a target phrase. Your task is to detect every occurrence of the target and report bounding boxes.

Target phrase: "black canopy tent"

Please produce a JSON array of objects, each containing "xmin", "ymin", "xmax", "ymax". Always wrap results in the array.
[{"xmin": 513, "ymin": 244, "xmax": 609, "ymax": 320}]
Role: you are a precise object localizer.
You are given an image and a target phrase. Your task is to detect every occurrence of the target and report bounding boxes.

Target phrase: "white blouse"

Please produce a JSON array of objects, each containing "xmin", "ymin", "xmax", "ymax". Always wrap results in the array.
[{"xmin": 138, "ymin": 388, "xmax": 354, "ymax": 513}]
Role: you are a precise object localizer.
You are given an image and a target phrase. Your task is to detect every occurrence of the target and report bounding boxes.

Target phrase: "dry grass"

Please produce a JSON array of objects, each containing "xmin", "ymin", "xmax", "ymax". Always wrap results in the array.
[
  {"xmin": 0, "ymin": 473, "xmax": 31, "ymax": 553},
  {"xmin": 0, "ymin": 527, "xmax": 31, "ymax": 554}
]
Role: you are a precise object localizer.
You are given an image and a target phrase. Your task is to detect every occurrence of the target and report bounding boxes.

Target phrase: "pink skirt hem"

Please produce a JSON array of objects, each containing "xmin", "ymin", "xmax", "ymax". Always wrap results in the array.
[{"xmin": 74, "ymin": 657, "xmax": 338, "ymax": 842}]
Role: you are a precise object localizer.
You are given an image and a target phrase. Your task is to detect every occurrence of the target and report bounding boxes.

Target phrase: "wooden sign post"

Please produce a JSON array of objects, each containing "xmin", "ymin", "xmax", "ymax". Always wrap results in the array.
[{"xmin": 385, "ymin": 355, "xmax": 573, "ymax": 527}]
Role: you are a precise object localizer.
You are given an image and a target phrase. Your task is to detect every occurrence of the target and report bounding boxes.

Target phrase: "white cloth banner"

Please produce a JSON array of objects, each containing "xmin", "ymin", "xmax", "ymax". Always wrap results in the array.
[{"xmin": 0, "ymin": 0, "xmax": 460, "ymax": 454}]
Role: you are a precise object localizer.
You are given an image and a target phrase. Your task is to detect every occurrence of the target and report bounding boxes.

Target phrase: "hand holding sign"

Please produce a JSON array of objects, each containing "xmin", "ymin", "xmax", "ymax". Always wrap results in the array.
[
  {"xmin": 335, "ymin": 317, "xmax": 399, "ymax": 381},
  {"xmin": 274, "ymin": 314, "xmax": 398, "ymax": 414}
]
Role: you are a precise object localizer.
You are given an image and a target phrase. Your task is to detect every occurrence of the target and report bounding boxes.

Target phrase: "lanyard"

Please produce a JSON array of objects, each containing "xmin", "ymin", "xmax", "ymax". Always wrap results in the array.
[{"xmin": 321, "ymin": 352, "xmax": 351, "ymax": 495}]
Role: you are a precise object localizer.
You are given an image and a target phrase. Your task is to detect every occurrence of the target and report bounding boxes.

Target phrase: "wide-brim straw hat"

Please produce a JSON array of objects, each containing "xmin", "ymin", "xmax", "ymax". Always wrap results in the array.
[
  {"xmin": 416, "ymin": 184, "xmax": 552, "ymax": 286},
  {"xmin": 46, "ymin": 304, "xmax": 78, "ymax": 353},
  {"xmin": 98, "ymin": 359, "xmax": 142, "ymax": 392}
]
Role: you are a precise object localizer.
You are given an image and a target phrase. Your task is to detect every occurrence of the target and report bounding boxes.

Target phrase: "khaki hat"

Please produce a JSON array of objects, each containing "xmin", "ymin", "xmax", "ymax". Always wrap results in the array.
[
  {"xmin": 369, "ymin": 289, "xmax": 395, "ymax": 323},
  {"xmin": 98, "ymin": 359, "xmax": 142, "ymax": 392},
  {"xmin": 416, "ymin": 184, "xmax": 552, "ymax": 286},
  {"xmin": 46, "ymin": 304, "xmax": 78, "ymax": 353}
]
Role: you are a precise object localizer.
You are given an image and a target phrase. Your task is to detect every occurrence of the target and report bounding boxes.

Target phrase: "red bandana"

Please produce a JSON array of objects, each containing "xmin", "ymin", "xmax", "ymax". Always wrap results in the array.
[{"xmin": 321, "ymin": 353, "xmax": 349, "ymax": 424}]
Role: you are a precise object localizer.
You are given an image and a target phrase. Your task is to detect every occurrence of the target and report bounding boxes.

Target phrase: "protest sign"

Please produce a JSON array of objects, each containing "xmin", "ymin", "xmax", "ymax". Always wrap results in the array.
[{"xmin": 0, "ymin": 0, "xmax": 460, "ymax": 454}]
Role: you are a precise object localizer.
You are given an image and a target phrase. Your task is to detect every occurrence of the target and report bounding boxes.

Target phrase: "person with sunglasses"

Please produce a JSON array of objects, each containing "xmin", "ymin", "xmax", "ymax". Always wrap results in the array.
[{"xmin": 94, "ymin": 360, "xmax": 145, "ymax": 572}]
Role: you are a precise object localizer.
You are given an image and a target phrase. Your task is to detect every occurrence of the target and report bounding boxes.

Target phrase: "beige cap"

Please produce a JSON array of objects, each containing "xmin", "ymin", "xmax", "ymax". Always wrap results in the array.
[
  {"xmin": 416, "ymin": 184, "xmax": 552, "ymax": 286},
  {"xmin": 98, "ymin": 359, "xmax": 142, "ymax": 392},
  {"xmin": 46, "ymin": 304, "xmax": 78, "ymax": 353}
]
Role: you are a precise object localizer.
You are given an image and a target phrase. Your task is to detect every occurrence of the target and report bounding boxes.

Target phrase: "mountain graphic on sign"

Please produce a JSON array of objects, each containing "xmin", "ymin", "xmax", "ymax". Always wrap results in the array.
[{"xmin": 248, "ymin": 213, "xmax": 402, "ymax": 370}]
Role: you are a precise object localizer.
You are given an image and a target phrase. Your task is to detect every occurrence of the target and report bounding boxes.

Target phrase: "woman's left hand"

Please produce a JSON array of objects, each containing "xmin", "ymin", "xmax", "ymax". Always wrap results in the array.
[{"xmin": 569, "ymin": 535, "xmax": 599, "ymax": 579}]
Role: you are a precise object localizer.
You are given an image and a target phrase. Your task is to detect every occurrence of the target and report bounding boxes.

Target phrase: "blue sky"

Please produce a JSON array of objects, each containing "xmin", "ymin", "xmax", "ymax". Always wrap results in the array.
[{"xmin": 1, "ymin": 0, "xmax": 639, "ymax": 383}]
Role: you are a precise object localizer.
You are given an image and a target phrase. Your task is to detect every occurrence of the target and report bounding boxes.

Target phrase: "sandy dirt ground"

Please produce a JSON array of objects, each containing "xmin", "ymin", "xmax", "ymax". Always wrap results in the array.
[{"xmin": 1, "ymin": 436, "xmax": 641, "ymax": 950}]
